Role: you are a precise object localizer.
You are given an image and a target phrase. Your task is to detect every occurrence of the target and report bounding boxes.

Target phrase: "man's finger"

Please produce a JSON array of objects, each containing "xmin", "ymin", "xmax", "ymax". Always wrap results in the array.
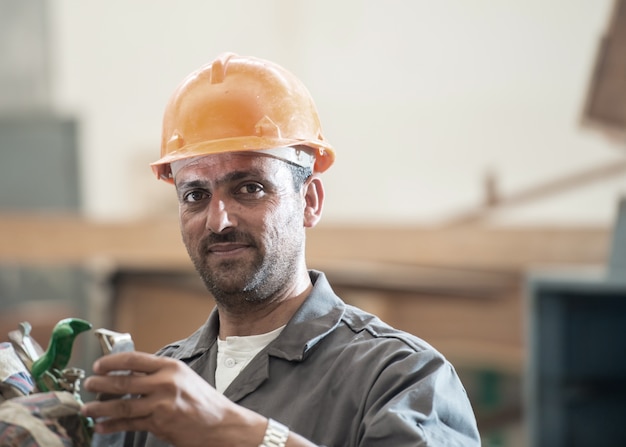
[
  {"xmin": 82, "ymin": 394, "xmax": 153, "ymax": 421},
  {"xmin": 92, "ymin": 351, "xmax": 170, "ymax": 375},
  {"xmin": 92, "ymin": 414, "xmax": 155, "ymax": 436},
  {"xmin": 83, "ymin": 371, "xmax": 153, "ymax": 398}
]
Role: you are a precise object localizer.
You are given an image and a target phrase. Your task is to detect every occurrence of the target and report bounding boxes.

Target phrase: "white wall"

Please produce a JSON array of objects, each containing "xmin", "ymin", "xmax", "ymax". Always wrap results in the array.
[{"xmin": 49, "ymin": 0, "xmax": 623, "ymax": 226}]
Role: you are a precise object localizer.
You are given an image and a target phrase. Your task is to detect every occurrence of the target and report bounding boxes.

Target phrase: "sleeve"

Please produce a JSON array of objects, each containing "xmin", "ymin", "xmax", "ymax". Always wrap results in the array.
[{"xmin": 359, "ymin": 347, "xmax": 481, "ymax": 446}]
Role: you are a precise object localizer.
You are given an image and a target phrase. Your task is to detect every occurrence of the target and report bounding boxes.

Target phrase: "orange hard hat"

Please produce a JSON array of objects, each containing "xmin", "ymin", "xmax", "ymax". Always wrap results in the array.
[{"xmin": 151, "ymin": 52, "xmax": 335, "ymax": 183}]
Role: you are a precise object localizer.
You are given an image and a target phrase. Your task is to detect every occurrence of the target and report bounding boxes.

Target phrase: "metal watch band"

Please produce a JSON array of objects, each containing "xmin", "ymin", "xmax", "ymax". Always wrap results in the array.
[{"xmin": 259, "ymin": 418, "xmax": 289, "ymax": 447}]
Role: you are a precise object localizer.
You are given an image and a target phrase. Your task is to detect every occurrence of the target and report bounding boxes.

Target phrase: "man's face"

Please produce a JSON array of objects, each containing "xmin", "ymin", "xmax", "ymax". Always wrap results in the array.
[{"xmin": 174, "ymin": 152, "xmax": 307, "ymax": 310}]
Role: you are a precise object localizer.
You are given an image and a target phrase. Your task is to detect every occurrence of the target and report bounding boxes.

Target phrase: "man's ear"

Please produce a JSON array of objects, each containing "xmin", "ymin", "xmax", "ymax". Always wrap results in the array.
[{"xmin": 303, "ymin": 175, "xmax": 324, "ymax": 228}]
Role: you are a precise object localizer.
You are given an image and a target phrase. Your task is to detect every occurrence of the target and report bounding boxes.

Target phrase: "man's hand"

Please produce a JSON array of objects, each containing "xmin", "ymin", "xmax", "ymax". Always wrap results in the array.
[{"xmin": 81, "ymin": 352, "xmax": 266, "ymax": 447}]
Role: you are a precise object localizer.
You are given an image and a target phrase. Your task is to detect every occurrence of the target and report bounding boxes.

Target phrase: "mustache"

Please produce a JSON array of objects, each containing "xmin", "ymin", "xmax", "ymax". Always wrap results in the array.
[{"xmin": 199, "ymin": 230, "xmax": 255, "ymax": 250}]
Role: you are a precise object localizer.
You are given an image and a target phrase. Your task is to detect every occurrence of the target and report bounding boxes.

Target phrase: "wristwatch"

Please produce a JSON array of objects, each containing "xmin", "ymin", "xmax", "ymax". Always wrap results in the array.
[{"xmin": 259, "ymin": 418, "xmax": 290, "ymax": 447}]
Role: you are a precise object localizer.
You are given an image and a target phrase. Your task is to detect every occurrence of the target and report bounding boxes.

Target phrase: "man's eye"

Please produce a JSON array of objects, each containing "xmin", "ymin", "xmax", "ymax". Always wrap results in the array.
[
  {"xmin": 238, "ymin": 183, "xmax": 263, "ymax": 194},
  {"xmin": 183, "ymin": 191, "xmax": 208, "ymax": 203}
]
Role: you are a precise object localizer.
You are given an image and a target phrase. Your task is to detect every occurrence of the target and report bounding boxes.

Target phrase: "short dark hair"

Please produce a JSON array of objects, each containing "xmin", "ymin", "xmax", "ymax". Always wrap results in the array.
[{"xmin": 286, "ymin": 163, "xmax": 313, "ymax": 191}]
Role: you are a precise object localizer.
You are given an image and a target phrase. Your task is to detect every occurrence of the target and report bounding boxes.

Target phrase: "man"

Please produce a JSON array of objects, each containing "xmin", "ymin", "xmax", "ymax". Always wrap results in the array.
[{"xmin": 82, "ymin": 53, "xmax": 480, "ymax": 446}]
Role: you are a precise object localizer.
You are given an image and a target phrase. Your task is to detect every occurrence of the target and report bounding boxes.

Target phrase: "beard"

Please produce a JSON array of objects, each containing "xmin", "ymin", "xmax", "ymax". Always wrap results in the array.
[{"xmin": 185, "ymin": 224, "xmax": 304, "ymax": 312}]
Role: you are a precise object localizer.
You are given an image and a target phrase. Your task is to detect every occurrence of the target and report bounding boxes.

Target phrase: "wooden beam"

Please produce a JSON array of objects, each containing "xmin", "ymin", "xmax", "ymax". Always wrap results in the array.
[
  {"xmin": 0, "ymin": 214, "xmax": 611, "ymax": 271},
  {"xmin": 307, "ymin": 224, "xmax": 610, "ymax": 270},
  {"xmin": 0, "ymin": 213, "xmax": 190, "ymax": 268}
]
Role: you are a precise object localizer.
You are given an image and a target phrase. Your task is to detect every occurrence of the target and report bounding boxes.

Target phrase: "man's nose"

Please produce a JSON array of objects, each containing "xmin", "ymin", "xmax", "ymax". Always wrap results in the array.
[{"xmin": 205, "ymin": 198, "xmax": 235, "ymax": 233}]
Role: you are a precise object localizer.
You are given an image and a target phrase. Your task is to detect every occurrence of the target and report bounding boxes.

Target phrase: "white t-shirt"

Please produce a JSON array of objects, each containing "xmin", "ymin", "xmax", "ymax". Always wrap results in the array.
[{"xmin": 215, "ymin": 325, "xmax": 285, "ymax": 393}]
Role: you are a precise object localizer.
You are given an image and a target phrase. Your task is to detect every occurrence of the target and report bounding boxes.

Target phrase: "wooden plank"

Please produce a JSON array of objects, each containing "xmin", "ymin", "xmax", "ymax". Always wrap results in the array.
[
  {"xmin": 307, "ymin": 224, "xmax": 610, "ymax": 270},
  {"xmin": 0, "ymin": 214, "xmax": 610, "ymax": 270},
  {"xmin": 0, "ymin": 213, "xmax": 190, "ymax": 267}
]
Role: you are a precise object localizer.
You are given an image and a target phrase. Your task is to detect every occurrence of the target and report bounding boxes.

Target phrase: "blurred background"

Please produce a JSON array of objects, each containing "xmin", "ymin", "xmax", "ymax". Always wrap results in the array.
[{"xmin": 1, "ymin": 1, "xmax": 625, "ymax": 446}]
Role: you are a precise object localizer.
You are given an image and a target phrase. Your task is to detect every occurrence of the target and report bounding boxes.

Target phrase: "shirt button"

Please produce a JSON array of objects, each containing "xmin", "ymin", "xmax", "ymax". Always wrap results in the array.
[{"xmin": 225, "ymin": 357, "xmax": 236, "ymax": 368}]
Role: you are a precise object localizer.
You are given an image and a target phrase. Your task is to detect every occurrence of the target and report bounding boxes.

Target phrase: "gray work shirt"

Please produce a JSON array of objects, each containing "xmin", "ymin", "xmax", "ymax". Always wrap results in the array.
[{"xmin": 125, "ymin": 270, "xmax": 480, "ymax": 446}]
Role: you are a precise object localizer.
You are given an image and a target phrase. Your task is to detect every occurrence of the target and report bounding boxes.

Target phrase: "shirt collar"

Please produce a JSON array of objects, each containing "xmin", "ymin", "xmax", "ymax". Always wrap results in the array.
[{"xmin": 269, "ymin": 270, "xmax": 346, "ymax": 361}]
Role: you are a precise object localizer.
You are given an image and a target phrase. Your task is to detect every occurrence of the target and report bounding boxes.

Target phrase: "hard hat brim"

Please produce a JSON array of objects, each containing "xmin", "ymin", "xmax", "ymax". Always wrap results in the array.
[{"xmin": 151, "ymin": 136, "xmax": 335, "ymax": 183}]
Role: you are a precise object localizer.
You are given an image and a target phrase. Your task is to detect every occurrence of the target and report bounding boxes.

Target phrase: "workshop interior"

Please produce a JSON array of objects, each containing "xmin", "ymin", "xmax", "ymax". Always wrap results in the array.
[{"xmin": 1, "ymin": 1, "xmax": 625, "ymax": 446}]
